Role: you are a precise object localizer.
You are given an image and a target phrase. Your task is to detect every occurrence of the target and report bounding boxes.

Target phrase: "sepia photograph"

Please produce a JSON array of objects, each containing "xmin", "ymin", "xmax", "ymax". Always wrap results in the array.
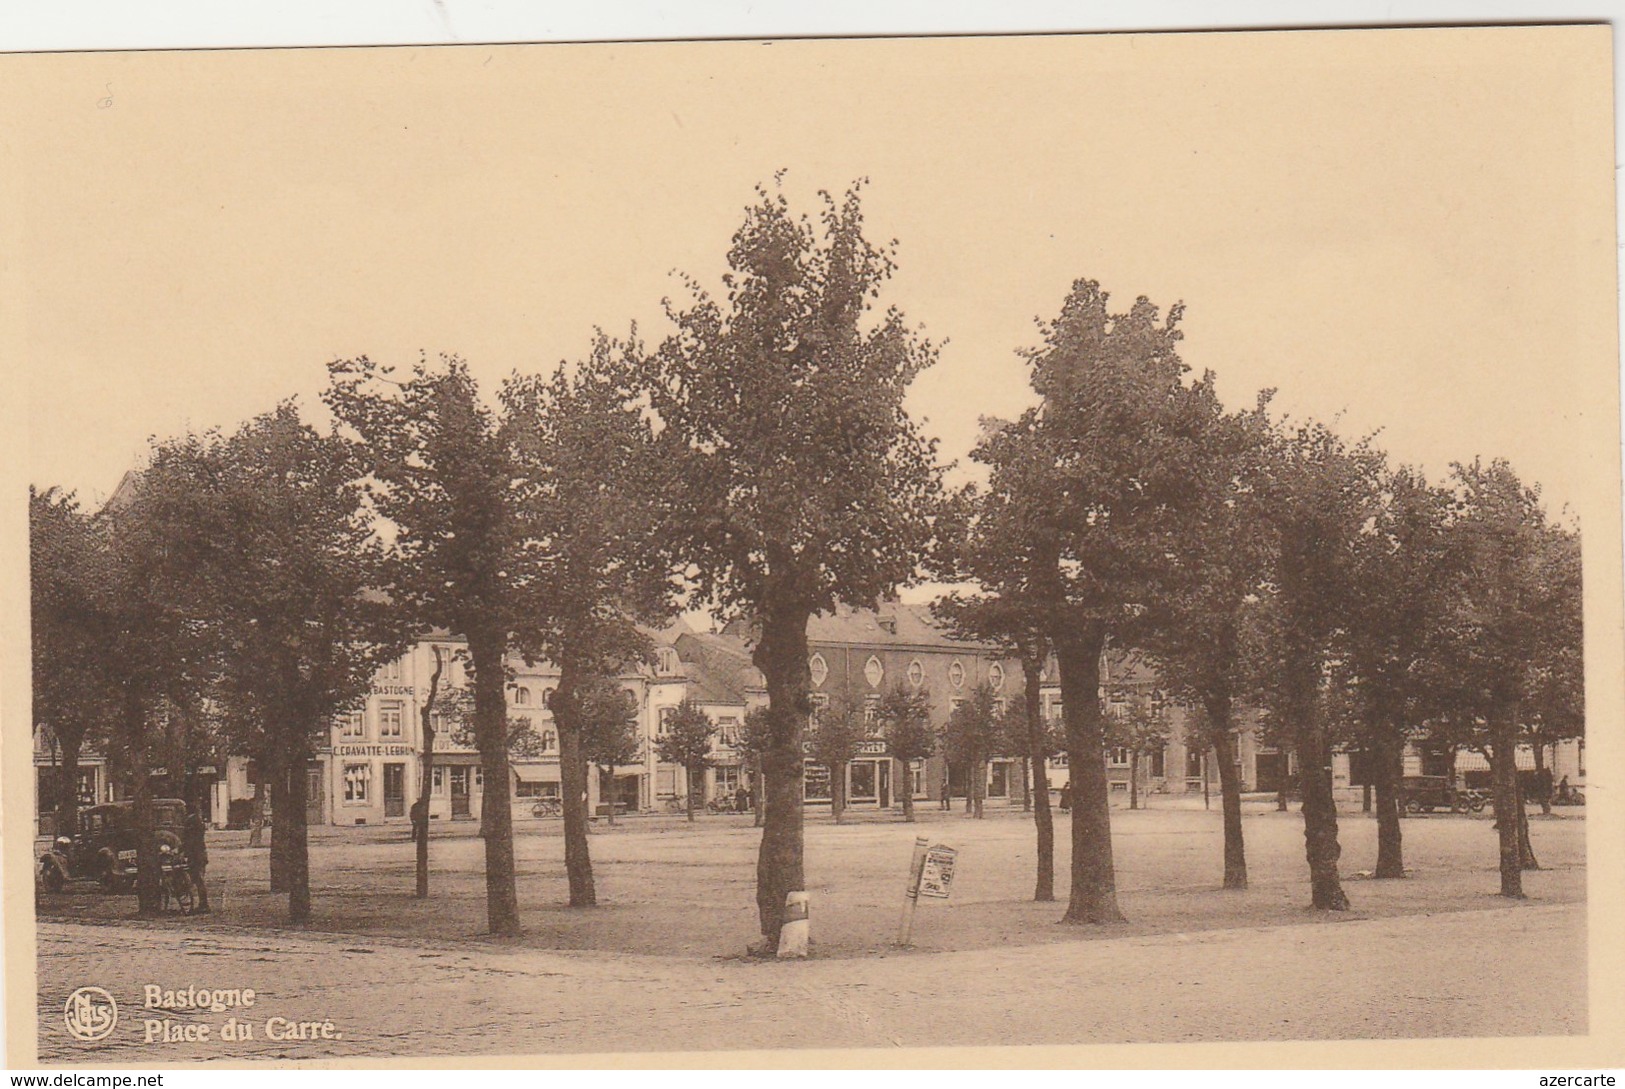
[{"xmin": 3, "ymin": 20, "xmax": 1622, "ymax": 1069}]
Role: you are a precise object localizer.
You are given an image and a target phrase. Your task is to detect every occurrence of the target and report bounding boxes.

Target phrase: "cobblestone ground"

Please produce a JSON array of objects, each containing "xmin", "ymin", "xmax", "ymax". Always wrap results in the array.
[{"xmin": 36, "ymin": 901, "xmax": 1584, "ymax": 1063}]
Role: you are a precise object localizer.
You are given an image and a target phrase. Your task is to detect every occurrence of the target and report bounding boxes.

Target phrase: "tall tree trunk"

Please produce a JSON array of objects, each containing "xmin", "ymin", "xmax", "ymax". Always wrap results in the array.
[
  {"xmin": 467, "ymin": 628, "xmax": 520, "ymax": 936},
  {"xmin": 686, "ymin": 765, "xmax": 698, "ymax": 823},
  {"xmin": 1055, "ymin": 622, "xmax": 1124, "ymax": 924},
  {"xmin": 900, "ymin": 758, "xmax": 916, "ymax": 823},
  {"xmin": 1372, "ymin": 725, "xmax": 1405, "ymax": 879},
  {"xmin": 286, "ymin": 738, "xmax": 312, "ymax": 923},
  {"xmin": 1516, "ymin": 775, "xmax": 1539, "ymax": 870},
  {"xmin": 1129, "ymin": 752, "xmax": 1140, "ymax": 810},
  {"xmin": 552, "ymin": 665, "xmax": 596, "ymax": 907},
  {"xmin": 54, "ymin": 729, "xmax": 85, "ymax": 849},
  {"xmin": 1488, "ymin": 729, "xmax": 1524, "ymax": 898},
  {"xmin": 600, "ymin": 765, "xmax": 617, "ymax": 826},
  {"xmin": 248, "ymin": 762, "xmax": 268, "ymax": 849},
  {"xmin": 1288, "ymin": 658, "xmax": 1349, "ymax": 910},
  {"xmin": 1025, "ymin": 658, "xmax": 1055, "ymax": 902},
  {"xmin": 123, "ymin": 690, "xmax": 163, "ymax": 917},
  {"xmin": 753, "ymin": 767, "xmax": 766, "ymax": 828},
  {"xmin": 1360, "ymin": 743, "xmax": 1372, "ymax": 813},
  {"xmin": 972, "ymin": 758, "xmax": 986, "ymax": 819},
  {"xmin": 751, "ymin": 600, "xmax": 812, "ymax": 950},
  {"xmin": 1020, "ymin": 755, "xmax": 1032, "ymax": 812},
  {"xmin": 1204, "ymin": 690, "xmax": 1247, "ymax": 890},
  {"xmin": 415, "ymin": 723, "xmax": 435, "ymax": 900},
  {"xmin": 830, "ymin": 762, "xmax": 846, "ymax": 825},
  {"xmin": 268, "ymin": 750, "xmax": 290, "ymax": 894},
  {"xmin": 1532, "ymin": 741, "xmax": 1552, "ymax": 816}
]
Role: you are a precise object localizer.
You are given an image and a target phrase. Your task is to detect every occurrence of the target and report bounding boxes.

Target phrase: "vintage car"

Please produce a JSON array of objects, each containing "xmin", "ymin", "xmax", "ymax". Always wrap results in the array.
[
  {"xmin": 38, "ymin": 799, "xmax": 191, "ymax": 899},
  {"xmin": 1398, "ymin": 775, "xmax": 1488, "ymax": 815}
]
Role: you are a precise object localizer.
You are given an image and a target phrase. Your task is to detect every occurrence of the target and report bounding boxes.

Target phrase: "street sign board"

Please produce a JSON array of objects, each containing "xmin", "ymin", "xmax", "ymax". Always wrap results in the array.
[{"xmin": 918, "ymin": 844, "xmax": 957, "ymax": 899}]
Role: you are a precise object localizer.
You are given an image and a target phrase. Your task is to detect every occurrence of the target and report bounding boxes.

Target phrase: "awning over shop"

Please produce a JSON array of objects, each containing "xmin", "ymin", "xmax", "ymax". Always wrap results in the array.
[
  {"xmin": 512, "ymin": 763, "xmax": 560, "ymax": 782},
  {"xmin": 1455, "ymin": 749, "xmax": 1538, "ymax": 772}
]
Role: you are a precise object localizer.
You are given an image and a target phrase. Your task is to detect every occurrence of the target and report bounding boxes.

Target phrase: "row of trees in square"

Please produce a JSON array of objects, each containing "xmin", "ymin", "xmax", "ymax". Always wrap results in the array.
[{"xmin": 32, "ymin": 177, "xmax": 1581, "ymax": 944}]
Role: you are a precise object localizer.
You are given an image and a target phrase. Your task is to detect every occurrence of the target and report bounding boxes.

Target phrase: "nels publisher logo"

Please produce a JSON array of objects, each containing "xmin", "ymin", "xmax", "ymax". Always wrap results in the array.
[{"xmin": 64, "ymin": 986, "xmax": 118, "ymax": 1042}]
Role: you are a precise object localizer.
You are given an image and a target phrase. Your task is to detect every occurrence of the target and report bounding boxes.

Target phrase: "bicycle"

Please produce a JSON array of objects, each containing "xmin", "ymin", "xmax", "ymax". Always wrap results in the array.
[{"xmin": 530, "ymin": 797, "xmax": 563, "ymax": 818}]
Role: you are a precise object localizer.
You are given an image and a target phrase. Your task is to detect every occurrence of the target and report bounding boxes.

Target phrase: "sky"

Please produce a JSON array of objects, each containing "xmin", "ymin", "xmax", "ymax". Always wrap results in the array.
[{"xmin": 9, "ymin": 27, "xmax": 1617, "ymax": 533}]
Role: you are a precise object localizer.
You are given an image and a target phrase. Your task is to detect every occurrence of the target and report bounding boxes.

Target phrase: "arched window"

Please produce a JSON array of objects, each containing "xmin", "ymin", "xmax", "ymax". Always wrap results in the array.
[
  {"xmin": 948, "ymin": 659, "xmax": 966, "ymax": 689},
  {"xmin": 907, "ymin": 659, "xmax": 925, "ymax": 688},
  {"xmin": 809, "ymin": 654, "xmax": 829, "ymax": 687},
  {"xmin": 514, "ymin": 686, "xmax": 531, "ymax": 706}
]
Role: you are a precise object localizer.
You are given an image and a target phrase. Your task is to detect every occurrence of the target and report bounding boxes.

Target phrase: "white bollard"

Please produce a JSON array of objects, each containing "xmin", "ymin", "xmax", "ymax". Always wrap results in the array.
[{"xmin": 777, "ymin": 891, "xmax": 810, "ymax": 958}]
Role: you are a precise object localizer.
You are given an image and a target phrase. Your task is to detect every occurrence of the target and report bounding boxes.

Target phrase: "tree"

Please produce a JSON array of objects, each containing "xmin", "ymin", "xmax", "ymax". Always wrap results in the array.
[
  {"xmin": 943, "ymin": 683, "xmax": 1001, "ymax": 819},
  {"xmin": 1257, "ymin": 420, "xmax": 1383, "ymax": 910},
  {"xmin": 934, "ymin": 508, "xmax": 1060, "ymax": 899},
  {"xmin": 325, "ymin": 356, "xmax": 534, "ymax": 935},
  {"xmin": 656, "ymin": 699, "xmax": 718, "ymax": 822},
  {"xmin": 503, "ymin": 334, "xmax": 679, "ymax": 906},
  {"xmin": 1437, "ymin": 459, "xmax": 1581, "ymax": 897},
  {"xmin": 638, "ymin": 181, "xmax": 942, "ymax": 949},
  {"xmin": 1341, "ymin": 465, "xmax": 1459, "ymax": 879},
  {"xmin": 876, "ymin": 683, "xmax": 934, "ymax": 823},
  {"xmin": 30, "ymin": 488, "xmax": 118, "ymax": 846},
  {"xmin": 143, "ymin": 406, "xmax": 407, "ymax": 922},
  {"xmin": 1138, "ymin": 394, "xmax": 1275, "ymax": 889},
  {"xmin": 576, "ymin": 676, "xmax": 642, "ymax": 831},
  {"xmin": 807, "ymin": 697, "xmax": 865, "ymax": 825},
  {"xmin": 415, "ymin": 645, "xmax": 471, "ymax": 898},
  {"xmin": 738, "ymin": 708, "xmax": 773, "ymax": 828},
  {"xmin": 1104, "ymin": 696, "xmax": 1172, "ymax": 811},
  {"xmin": 980, "ymin": 280, "xmax": 1221, "ymax": 923}
]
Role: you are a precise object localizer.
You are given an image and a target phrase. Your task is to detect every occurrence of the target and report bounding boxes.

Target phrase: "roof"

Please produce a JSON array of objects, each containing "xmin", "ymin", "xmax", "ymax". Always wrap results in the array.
[
  {"xmin": 724, "ymin": 601, "xmax": 1002, "ymax": 654},
  {"xmin": 673, "ymin": 631, "xmax": 763, "ymax": 706}
]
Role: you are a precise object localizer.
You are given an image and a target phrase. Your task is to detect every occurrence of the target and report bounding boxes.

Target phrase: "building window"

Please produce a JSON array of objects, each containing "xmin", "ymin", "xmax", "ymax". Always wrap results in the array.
[
  {"xmin": 1045, "ymin": 696, "xmax": 1063, "ymax": 723},
  {"xmin": 339, "ymin": 712, "xmax": 365, "ymax": 739},
  {"xmin": 1186, "ymin": 749, "xmax": 1204, "ymax": 778},
  {"xmin": 988, "ymin": 662, "xmax": 1005, "ymax": 691},
  {"xmin": 541, "ymin": 688, "xmax": 555, "ymax": 717},
  {"xmin": 1108, "ymin": 747, "xmax": 1129, "ymax": 767},
  {"xmin": 516, "ymin": 779, "xmax": 559, "ymax": 799},
  {"xmin": 864, "ymin": 655, "xmax": 884, "ymax": 688},
  {"xmin": 1150, "ymin": 747, "xmax": 1166, "ymax": 778},
  {"xmin": 910, "ymin": 759, "xmax": 925, "ymax": 798},
  {"xmin": 657, "ymin": 706, "xmax": 675, "ymax": 736},
  {"xmin": 656, "ymin": 647, "xmax": 680, "ymax": 676},
  {"xmin": 432, "ymin": 766, "xmax": 446, "ymax": 795},
  {"xmin": 378, "ymin": 701, "xmax": 404, "ymax": 739},
  {"xmin": 808, "ymin": 691, "xmax": 830, "ymax": 721},
  {"xmin": 342, "ymin": 763, "xmax": 372, "ymax": 805},
  {"xmin": 907, "ymin": 659, "xmax": 925, "ymax": 688},
  {"xmin": 715, "ymin": 765, "xmax": 741, "ymax": 795},
  {"xmin": 809, "ymin": 654, "xmax": 829, "ymax": 687},
  {"xmin": 540, "ymin": 729, "xmax": 558, "ymax": 753},
  {"xmin": 948, "ymin": 659, "xmax": 966, "ymax": 689},
  {"xmin": 864, "ymin": 693, "xmax": 882, "ymax": 725},
  {"xmin": 994, "ymin": 696, "xmax": 1008, "ymax": 715},
  {"xmin": 379, "ymin": 658, "xmax": 402, "ymax": 682},
  {"xmin": 513, "ymin": 686, "xmax": 531, "ymax": 707},
  {"xmin": 717, "ymin": 717, "xmax": 741, "ymax": 746},
  {"xmin": 949, "ymin": 696, "xmax": 966, "ymax": 716}
]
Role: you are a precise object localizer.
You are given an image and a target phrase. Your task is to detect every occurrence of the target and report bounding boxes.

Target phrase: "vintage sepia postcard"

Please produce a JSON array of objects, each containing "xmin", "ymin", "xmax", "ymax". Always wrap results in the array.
[{"xmin": 2, "ymin": 24, "xmax": 1622, "ymax": 1070}]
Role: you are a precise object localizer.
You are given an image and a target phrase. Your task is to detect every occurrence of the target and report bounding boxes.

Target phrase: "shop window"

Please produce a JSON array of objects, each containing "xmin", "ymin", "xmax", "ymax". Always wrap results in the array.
[
  {"xmin": 378, "ymin": 701, "xmax": 404, "ymax": 739},
  {"xmin": 516, "ymin": 780, "xmax": 559, "ymax": 799},
  {"xmin": 715, "ymin": 765, "xmax": 741, "ymax": 794},
  {"xmin": 342, "ymin": 764, "xmax": 372, "ymax": 805}
]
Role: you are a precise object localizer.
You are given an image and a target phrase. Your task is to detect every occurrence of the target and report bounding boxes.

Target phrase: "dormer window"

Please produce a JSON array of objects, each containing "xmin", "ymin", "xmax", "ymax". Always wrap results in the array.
[
  {"xmin": 809, "ymin": 654, "xmax": 829, "ymax": 687},
  {"xmin": 656, "ymin": 647, "xmax": 680, "ymax": 676},
  {"xmin": 863, "ymin": 655, "xmax": 884, "ymax": 688},
  {"xmin": 877, "ymin": 615, "xmax": 897, "ymax": 634}
]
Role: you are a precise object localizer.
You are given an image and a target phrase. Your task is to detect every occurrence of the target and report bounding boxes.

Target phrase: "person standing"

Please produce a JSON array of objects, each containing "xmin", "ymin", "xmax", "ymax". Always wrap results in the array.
[{"xmin": 182, "ymin": 801, "xmax": 211, "ymax": 914}]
